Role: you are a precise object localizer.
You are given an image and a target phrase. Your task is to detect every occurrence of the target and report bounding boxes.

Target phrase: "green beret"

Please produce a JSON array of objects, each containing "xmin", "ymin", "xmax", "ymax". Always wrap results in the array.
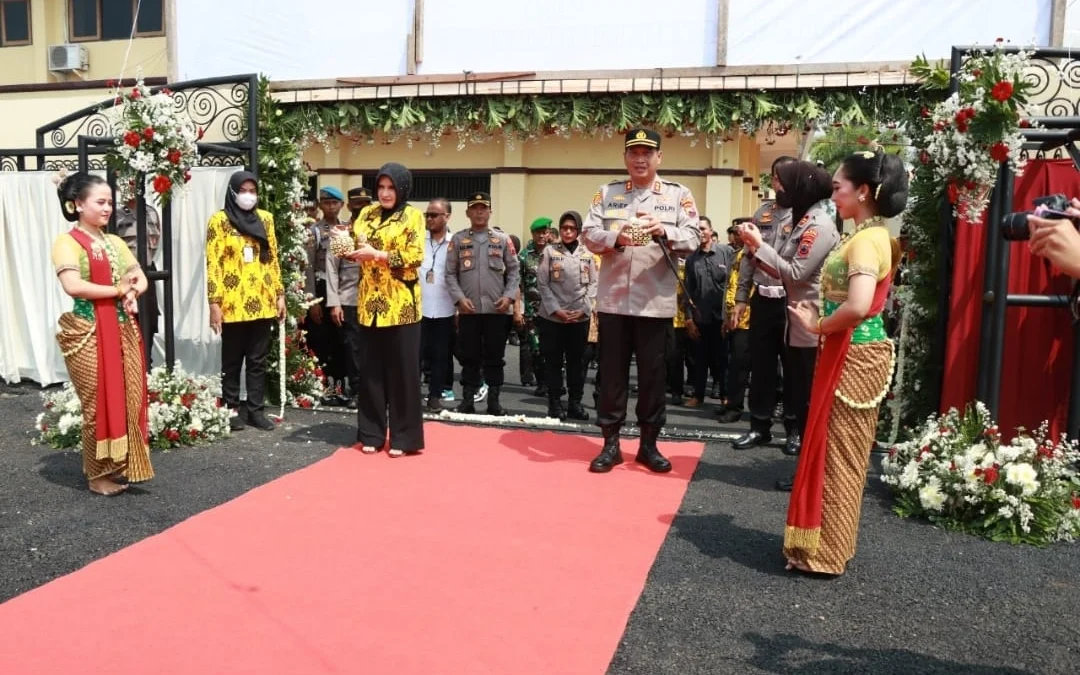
[{"xmin": 529, "ymin": 217, "xmax": 553, "ymax": 232}]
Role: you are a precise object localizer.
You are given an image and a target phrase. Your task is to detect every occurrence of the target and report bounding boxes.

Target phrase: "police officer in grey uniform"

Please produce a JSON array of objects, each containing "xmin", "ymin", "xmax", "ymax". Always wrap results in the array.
[
  {"xmin": 735, "ymin": 160, "xmax": 839, "ymax": 471},
  {"xmin": 582, "ymin": 128, "xmax": 700, "ymax": 474},
  {"xmin": 445, "ymin": 191, "xmax": 521, "ymax": 416},
  {"xmin": 732, "ymin": 156, "xmax": 795, "ymax": 451},
  {"xmin": 326, "ymin": 221, "xmax": 361, "ymax": 409},
  {"xmin": 536, "ymin": 209, "xmax": 596, "ymax": 421}
]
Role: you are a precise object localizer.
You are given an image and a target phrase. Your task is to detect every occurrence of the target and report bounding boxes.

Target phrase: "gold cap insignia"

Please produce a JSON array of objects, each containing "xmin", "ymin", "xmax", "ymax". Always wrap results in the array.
[{"xmin": 635, "ymin": 130, "xmax": 647, "ymax": 140}]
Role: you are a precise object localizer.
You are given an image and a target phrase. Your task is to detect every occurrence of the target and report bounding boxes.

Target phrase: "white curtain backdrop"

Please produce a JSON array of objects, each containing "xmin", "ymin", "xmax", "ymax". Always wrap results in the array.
[{"xmin": 0, "ymin": 166, "xmax": 239, "ymax": 386}]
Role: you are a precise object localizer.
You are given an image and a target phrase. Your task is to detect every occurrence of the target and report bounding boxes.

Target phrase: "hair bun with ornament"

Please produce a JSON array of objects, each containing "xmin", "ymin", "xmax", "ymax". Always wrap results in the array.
[{"xmin": 57, "ymin": 171, "xmax": 107, "ymax": 223}]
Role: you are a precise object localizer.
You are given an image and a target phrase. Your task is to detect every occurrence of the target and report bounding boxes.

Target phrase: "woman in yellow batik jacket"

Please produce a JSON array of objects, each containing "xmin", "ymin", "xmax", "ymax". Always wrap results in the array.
[
  {"xmin": 345, "ymin": 162, "xmax": 425, "ymax": 456},
  {"xmin": 52, "ymin": 172, "xmax": 154, "ymax": 496},
  {"xmin": 205, "ymin": 170, "xmax": 285, "ymax": 433}
]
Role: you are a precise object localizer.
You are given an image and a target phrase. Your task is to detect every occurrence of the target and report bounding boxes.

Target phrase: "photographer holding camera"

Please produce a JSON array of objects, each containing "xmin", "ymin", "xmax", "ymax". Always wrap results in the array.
[{"xmin": 1025, "ymin": 197, "xmax": 1080, "ymax": 278}]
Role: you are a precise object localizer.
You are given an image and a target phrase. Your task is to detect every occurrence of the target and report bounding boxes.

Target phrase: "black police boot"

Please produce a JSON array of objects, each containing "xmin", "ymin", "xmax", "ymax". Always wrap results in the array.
[
  {"xmin": 486, "ymin": 386, "xmax": 507, "ymax": 416},
  {"xmin": 425, "ymin": 396, "xmax": 443, "ymax": 413},
  {"xmin": 456, "ymin": 388, "xmax": 477, "ymax": 414},
  {"xmin": 783, "ymin": 418, "xmax": 802, "ymax": 456},
  {"xmin": 566, "ymin": 399, "xmax": 590, "ymax": 421},
  {"xmin": 547, "ymin": 396, "xmax": 566, "ymax": 420},
  {"xmin": 636, "ymin": 424, "xmax": 672, "ymax": 473},
  {"xmin": 775, "ymin": 474, "xmax": 795, "ymax": 492},
  {"xmin": 589, "ymin": 426, "xmax": 623, "ymax": 473}
]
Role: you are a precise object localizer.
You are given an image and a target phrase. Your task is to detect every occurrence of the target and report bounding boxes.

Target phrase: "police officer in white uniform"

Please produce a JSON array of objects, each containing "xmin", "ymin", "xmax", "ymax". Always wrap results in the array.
[{"xmin": 582, "ymin": 128, "xmax": 700, "ymax": 474}]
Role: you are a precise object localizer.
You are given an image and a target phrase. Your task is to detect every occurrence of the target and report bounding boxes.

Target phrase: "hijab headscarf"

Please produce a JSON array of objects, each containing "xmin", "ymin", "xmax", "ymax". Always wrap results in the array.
[
  {"xmin": 775, "ymin": 161, "xmax": 833, "ymax": 227},
  {"xmin": 223, "ymin": 170, "xmax": 270, "ymax": 262},
  {"xmin": 375, "ymin": 162, "xmax": 412, "ymax": 222}
]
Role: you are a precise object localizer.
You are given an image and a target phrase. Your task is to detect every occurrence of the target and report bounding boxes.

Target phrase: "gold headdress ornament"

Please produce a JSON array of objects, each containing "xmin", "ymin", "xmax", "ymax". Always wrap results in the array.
[{"xmin": 51, "ymin": 168, "xmax": 69, "ymax": 188}]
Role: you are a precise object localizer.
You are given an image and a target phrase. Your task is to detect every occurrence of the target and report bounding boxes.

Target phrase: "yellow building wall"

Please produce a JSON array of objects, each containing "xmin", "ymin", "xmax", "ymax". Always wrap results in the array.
[
  {"xmin": 0, "ymin": 88, "xmax": 112, "ymax": 149},
  {"xmin": 0, "ymin": 0, "xmax": 167, "ymax": 86},
  {"xmin": 307, "ymin": 132, "xmax": 740, "ymax": 242}
]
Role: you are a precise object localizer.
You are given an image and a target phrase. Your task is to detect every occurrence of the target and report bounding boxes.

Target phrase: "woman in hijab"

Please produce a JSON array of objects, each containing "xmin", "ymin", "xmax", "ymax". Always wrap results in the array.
[
  {"xmin": 344, "ymin": 162, "xmax": 425, "ymax": 456},
  {"xmin": 536, "ymin": 210, "xmax": 596, "ymax": 421},
  {"xmin": 205, "ymin": 170, "xmax": 285, "ymax": 432},
  {"xmin": 739, "ymin": 161, "xmax": 839, "ymax": 459}
]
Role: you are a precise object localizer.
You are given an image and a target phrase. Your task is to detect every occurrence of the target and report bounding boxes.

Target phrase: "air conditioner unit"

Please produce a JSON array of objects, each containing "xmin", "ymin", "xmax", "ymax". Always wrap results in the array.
[{"xmin": 48, "ymin": 44, "xmax": 89, "ymax": 73}]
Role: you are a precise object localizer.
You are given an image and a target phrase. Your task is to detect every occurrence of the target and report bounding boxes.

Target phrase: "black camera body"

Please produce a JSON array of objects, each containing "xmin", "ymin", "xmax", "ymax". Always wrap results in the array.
[{"xmin": 1001, "ymin": 193, "xmax": 1080, "ymax": 241}]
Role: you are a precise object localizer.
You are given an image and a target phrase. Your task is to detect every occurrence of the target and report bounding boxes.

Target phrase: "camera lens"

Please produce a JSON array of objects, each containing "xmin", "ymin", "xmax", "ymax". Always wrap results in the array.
[{"xmin": 1000, "ymin": 212, "xmax": 1032, "ymax": 241}]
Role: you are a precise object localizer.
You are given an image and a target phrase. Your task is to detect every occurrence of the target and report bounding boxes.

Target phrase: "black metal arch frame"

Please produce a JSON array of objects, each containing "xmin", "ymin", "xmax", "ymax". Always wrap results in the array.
[
  {"xmin": 0, "ymin": 73, "xmax": 259, "ymax": 373},
  {"xmin": 938, "ymin": 46, "xmax": 1080, "ymax": 438}
]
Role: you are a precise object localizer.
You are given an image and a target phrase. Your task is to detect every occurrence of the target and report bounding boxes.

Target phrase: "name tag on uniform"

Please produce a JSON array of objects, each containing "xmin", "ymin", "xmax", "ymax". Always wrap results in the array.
[
  {"xmin": 553, "ymin": 262, "xmax": 562, "ymax": 280},
  {"xmin": 242, "ymin": 246, "xmax": 254, "ymax": 264},
  {"xmin": 604, "ymin": 208, "xmax": 628, "ymax": 219}
]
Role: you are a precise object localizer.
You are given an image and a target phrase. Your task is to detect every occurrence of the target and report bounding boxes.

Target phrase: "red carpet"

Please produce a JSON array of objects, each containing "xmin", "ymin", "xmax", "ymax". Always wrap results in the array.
[{"xmin": 0, "ymin": 423, "xmax": 702, "ymax": 674}]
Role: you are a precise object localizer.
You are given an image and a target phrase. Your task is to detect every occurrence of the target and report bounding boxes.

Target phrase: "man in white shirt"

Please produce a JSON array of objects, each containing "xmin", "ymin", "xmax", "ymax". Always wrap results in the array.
[{"xmin": 420, "ymin": 198, "xmax": 457, "ymax": 412}]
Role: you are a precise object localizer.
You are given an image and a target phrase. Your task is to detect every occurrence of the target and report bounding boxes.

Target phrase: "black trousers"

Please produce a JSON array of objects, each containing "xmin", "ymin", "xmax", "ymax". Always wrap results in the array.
[
  {"xmin": 221, "ymin": 318, "xmax": 274, "ymax": 414},
  {"xmin": 537, "ymin": 317, "xmax": 589, "ymax": 402},
  {"xmin": 596, "ymin": 313, "xmax": 670, "ymax": 429},
  {"xmin": 307, "ymin": 279, "xmax": 345, "ymax": 380},
  {"xmin": 692, "ymin": 322, "xmax": 728, "ymax": 400},
  {"xmin": 784, "ymin": 346, "xmax": 817, "ymax": 436},
  {"xmin": 747, "ymin": 295, "xmax": 788, "ymax": 432},
  {"xmin": 457, "ymin": 313, "xmax": 510, "ymax": 389},
  {"xmin": 355, "ymin": 322, "xmax": 424, "ymax": 451},
  {"xmin": 725, "ymin": 327, "xmax": 752, "ymax": 411},
  {"xmin": 340, "ymin": 306, "xmax": 362, "ymax": 386},
  {"xmin": 667, "ymin": 327, "xmax": 693, "ymax": 396},
  {"xmin": 421, "ymin": 316, "xmax": 455, "ymax": 399}
]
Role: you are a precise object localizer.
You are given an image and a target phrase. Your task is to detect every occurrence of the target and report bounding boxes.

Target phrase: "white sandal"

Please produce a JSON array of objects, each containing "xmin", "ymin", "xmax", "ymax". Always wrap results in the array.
[
  {"xmin": 388, "ymin": 449, "xmax": 405, "ymax": 458},
  {"xmin": 361, "ymin": 445, "xmax": 379, "ymax": 454}
]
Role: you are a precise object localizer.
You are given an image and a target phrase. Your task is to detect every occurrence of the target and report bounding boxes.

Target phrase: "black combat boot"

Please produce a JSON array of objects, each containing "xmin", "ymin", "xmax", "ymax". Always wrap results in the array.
[
  {"xmin": 589, "ymin": 426, "xmax": 623, "ymax": 473},
  {"xmin": 486, "ymin": 386, "xmax": 507, "ymax": 416},
  {"xmin": 783, "ymin": 417, "xmax": 802, "ymax": 456},
  {"xmin": 565, "ymin": 399, "xmax": 590, "ymax": 421},
  {"xmin": 456, "ymin": 388, "xmax": 477, "ymax": 414},
  {"xmin": 547, "ymin": 396, "xmax": 566, "ymax": 420},
  {"xmin": 636, "ymin": 424, "xmax": 672, "ymax": 473}
]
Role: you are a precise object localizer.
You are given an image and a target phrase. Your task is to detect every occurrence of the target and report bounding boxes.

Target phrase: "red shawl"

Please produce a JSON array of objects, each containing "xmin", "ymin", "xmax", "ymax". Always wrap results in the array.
[
  {"xmin": 68, "ymin": 229, "xmax": 148, "ymax": 456},
  {"xmin": 784, "ymin": 275, "xmax": 892, "ymax": 552}
]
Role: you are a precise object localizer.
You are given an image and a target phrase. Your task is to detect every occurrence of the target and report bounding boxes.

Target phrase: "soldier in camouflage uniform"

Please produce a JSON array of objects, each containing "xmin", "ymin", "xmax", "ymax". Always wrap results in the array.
[{"xmin": 514, "ymin": 217, "xmax": 552, "ymax": 396}]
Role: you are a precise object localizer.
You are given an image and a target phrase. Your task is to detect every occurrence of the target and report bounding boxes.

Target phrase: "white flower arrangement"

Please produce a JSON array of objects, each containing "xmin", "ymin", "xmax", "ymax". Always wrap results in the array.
[
  {"xmin": 917, "ymin": 43, "xmax": 1036, "ymax": 223},
  {"xmin": 881, "ymin": 401, "xmax": 1080, "ymax": 545},
  {"xmin": 105, "ymin": 77, "xmax": 201, "ymax": 205},
  {"xmin": 34, "ymin": 365, "xmax": 231, "ymax": 451}
]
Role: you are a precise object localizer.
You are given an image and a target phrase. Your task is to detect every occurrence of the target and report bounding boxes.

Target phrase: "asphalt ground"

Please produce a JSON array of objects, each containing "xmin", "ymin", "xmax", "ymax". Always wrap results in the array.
[{"xmin": 2, "ymin": 347, "xmax": 1078, "ymax": 674}]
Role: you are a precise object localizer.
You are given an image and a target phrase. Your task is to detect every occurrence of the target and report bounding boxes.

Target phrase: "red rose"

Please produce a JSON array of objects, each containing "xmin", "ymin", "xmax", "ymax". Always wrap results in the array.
[
  {"xmin": 920, "ymin": 106, "xmax": 931, "ymax": 119},
  {"xmin": 124, "ymin": 131, "xmax": 141, "ymax": 148},
  {"xmin": 188, "ymin": 429, "xmax": 199, "ymax": 439},
  {"xmin": 955, "ymin": 117, "xmax": 970, "ymax": 133},
  {"xmin": 989, "ymin": 142, "xmax": 1010, "ymax": 163},
  {"xmin": 168, "ymin": 149, "xmax": 182, "ymax": 164},
  {"xmin": 991, "ymin": 81, "xmax": 1013, "ymax": 102},
  {"xmin": 933, "ymin": 121, "xmax": 946, "ymax": 132},
  {"xmin": 166, "ymin": 429, "xmax": 180, "ymax": 442},
  {"xmin": 184, "ymin": 170, "xmax": 192, "ymax": 183},
  {"xmin": 972, "ymin": 69, "xmax": 982, "ymax": 77},
  {"xmin": 299, "ymin": 399, "xmax": 312, "ymax": 409},
  {"xmin": 1072, "ymin": 495, "xmax": 1080, "ymax": 509},
  {"xmin": 947, "ymin": 182, "xmax": 960, "ymax": 204},
  {"xmin": 919, "ymin": 150, "xmax": 930, "ymax": 165},
  {"xmin": 180, "ymin": 393, "xmax": 196, "ymax": 407},
  {"xmin": 152, "ymin": 174, "xmax": 172, "ymax": 194},
  {"xmin": 143, "ymin": 127, "xmax": 155, "ymax": 141},
  {"xmin": 1020, "ymin": 119, "xmax": 1031, "ymax": 128},
  {"xmin": 149, "ymin": 391, "xmax": 160, "ymax": 403},
  {"xmin": 983, "ymin": 465, "xmax": 1000, "ymax": 484},
  {"xmin": 964, "ymin": 180, "xmax": 977, "ymax": 191},
  {"xmin": 130, "ymin": 88, "xmax": 141, "ymax": 99}
]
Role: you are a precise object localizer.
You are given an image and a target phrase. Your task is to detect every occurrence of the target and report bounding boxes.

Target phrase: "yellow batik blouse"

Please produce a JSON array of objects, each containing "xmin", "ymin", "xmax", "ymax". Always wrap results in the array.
[
  {"xmin": 205, "ymin": 209, "xmax": 284, "ymax": 323},
  {"xmin": 51, "ymin": 232, "xmax": 139, "ymax": 323},
  {"xmin": 352, "ymin": 204, "xmax": 424, "ymax": 327},
  {"xmin": 820, "ymin": 225, "xmax": 892, "ymax": 345}
]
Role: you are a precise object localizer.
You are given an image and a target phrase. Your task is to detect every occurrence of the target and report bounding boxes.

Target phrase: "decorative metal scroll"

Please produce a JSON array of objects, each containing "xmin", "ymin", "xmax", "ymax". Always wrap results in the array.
[
  {"xmin": 37, "ymin": 77, "xmax": 252, "ymax": 152},
  {"xmin": 1023, "ymin": 55, "xmax": 1080, "ymax": 117},
  {"xmin": 0, "ymin": 156, "xmax": 19, "ymax": 172}
]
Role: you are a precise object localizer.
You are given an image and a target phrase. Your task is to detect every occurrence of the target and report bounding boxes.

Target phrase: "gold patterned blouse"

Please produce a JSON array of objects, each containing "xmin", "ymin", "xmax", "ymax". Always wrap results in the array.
[
  {"xmin": 51, "ymin": 231, "xmax": 139, "ymax": 323},
  {"xmin": 205, "ymin": 209, "xmax": 284, "ymax": 323},
  {"xmin": 352, "ymin": 204, "xmax": 424, "ymax": 328}
]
